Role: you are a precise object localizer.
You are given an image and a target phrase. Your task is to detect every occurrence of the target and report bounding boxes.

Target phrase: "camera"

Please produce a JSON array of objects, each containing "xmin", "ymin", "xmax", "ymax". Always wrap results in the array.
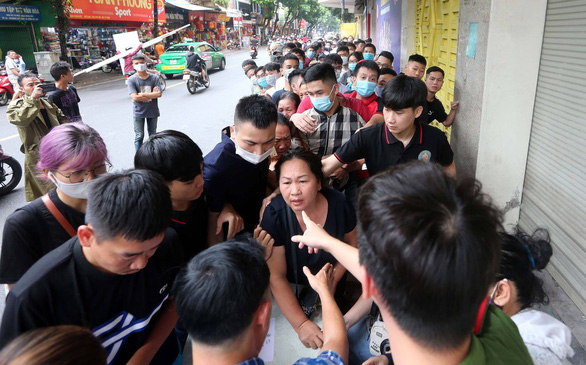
[
  {"xmin": 369, "ymin": 320, "xmax": 391, "ymax": 356},
  {"xmin": 39, "ymin": 84, "xmax": 53, "ymax": 93}
]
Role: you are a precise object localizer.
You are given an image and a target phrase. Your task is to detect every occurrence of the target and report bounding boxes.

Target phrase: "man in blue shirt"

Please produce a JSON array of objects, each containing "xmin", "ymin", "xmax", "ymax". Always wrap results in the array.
[
  {"xmin": 173, "ymin": 238, "xmax": 348, "ymax": 365},
  {"xmin": 204, "ymin": 95, "xmax": 278, "ymax": 244}
]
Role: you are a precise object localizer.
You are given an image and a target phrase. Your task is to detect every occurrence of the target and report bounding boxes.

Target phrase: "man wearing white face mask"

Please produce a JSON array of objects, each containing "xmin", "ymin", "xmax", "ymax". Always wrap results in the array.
[
  {"xmin": 204, "ymin": 95, "xmax": 278, "ymax": 244},
  {"xmin": 271, "ymin": 53, "xmax": 300, "ymax": 101},
  {"xmin": 127, "ymin": 54, "xmax": 162, "ymax": 151}
]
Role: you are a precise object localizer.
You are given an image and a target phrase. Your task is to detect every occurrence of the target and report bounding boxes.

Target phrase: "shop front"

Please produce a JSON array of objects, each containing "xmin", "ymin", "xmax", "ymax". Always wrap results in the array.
[
  {"xmin": 188, "ymin": 11, "xmax": 227, "ymax": 49},
  {"xmin": 40, "ymin": 0, "xmax": 166, "ymax": 68},
  {"xmin": 0, "ymin": 1, "xmax": 54, "ymax": 68}
]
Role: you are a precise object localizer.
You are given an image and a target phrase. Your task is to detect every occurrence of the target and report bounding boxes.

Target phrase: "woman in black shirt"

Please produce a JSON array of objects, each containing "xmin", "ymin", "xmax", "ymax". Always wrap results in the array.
[
  {"xmin": 261, "ymin": 149, "xmax": 357, "ymax": 350},
  {"xmin": 0, "ymin": 123, "xmax": 110, "ymax": 288}
]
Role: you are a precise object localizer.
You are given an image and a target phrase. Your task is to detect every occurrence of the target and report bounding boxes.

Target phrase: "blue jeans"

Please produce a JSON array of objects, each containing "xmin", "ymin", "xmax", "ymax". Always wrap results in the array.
[
  {"xmin": 348, "ymin": 317, "xmax": 372, "ymax": 365},
  {"xmin": 134, "ymin": 117, "xmax": 158, "ymax": 151}
]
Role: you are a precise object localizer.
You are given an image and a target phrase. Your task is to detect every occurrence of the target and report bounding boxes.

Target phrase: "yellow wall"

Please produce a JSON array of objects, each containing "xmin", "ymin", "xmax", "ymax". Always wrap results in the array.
[{"xmin": 415, "ymin": 0, "xmax": 459, "ymax": 138}]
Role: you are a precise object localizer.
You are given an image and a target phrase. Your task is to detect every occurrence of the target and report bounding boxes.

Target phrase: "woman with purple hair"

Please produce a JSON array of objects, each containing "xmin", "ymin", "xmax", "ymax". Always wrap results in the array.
[{"xmin": 0, "ymin": 123, "xmax": 110, "ymax": 290}]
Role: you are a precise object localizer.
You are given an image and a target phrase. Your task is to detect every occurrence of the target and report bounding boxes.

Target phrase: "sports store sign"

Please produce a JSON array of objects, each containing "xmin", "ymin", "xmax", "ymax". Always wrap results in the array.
[{"xmin": 67, "ymin": 0, "xmax": 166, "ymax": 23}]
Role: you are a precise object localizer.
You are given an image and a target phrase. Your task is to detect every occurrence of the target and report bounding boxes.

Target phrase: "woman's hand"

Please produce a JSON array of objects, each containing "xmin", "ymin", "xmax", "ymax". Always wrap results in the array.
[
  {"xmin": 296, "ymin": 319, "xmax": 324, "ymax": 349},
  {"xmin": 254, "ymin": 225, "xmax": 275, "ymax": 260},
  {"xmin": 291, "ymin": 211, "xmax": 334, "ymax": 254}
]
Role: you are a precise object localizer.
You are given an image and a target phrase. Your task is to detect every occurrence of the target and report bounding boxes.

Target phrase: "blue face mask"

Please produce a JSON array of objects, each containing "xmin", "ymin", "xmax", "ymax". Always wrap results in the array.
[
  {"xmin": 364, "ymin": 52, "xmax": 375, "ymax": 61},
  {"xmin": 348, "ymin": 63, "xmax": 357, "ymax": 71},
  {"xmin": 307, "ymin": 51, "xmax": 315, "ymax": 58},
  {"xmin": 375, "ymin": 86, "xmax": 384, "ymax": 97},
  {"xmin": 356, "ymin": 80, "xmax": 377, "ymax": 97},
  {"xmin": 299, "ymin": 63, "xmax": 304, "ymax": 70},
  {"xmin": 258, "ymin": 77, "xmax": 269, "ymax": 88},
  {"xmin": 347, "ymin": 82, "xmax": 354, "ymax": 91},
  {"xmin": 311, "ymin": 85, "xmax": 336, "ymax": 112}
]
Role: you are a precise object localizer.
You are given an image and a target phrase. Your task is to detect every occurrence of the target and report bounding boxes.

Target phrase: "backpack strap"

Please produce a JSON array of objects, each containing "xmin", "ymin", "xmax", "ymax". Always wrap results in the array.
[{"xmin": 41, "ymin": 194, "xmax": 77, "ymax": 237}]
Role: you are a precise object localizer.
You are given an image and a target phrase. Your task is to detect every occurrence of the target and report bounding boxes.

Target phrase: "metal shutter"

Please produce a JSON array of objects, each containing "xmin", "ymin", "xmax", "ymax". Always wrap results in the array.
[
  {"xmin": 518, "ymin": 0, "xmax": 586, "ymax": 314},
  {"xmin": 415, "ymin": 0, "xmax": 459, "ymax": 140}
]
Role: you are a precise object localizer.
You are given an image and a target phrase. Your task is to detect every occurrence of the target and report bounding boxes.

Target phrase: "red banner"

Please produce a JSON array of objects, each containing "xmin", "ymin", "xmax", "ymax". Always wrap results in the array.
[
  {"xmin": 206, "ymin": 12, "xmax": 219, "ymax": 21},
  {"xmin": 189, "ymin": 11, "xmax": 204, "ymax": 22},
  {"xmin": 67, "ymin": 0, "xmax": 166, "ymax": 23}
]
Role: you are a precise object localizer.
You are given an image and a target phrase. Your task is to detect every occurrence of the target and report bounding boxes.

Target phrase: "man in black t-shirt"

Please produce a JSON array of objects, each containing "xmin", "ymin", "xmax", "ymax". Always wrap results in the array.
[
  {"xmin": 321, "ymin": 75, "xmax": 456, "ymax": 178},
  {"xmin": 0, "ymin": 170, "xmax": 183, "ymax": 365},
  {"xmin": 424, "ymin": 66, "xmax": 459, "ymax": 127},
  {"xmin": 47, "ymin": 61, "xmax": 82, "ymax": 123}
]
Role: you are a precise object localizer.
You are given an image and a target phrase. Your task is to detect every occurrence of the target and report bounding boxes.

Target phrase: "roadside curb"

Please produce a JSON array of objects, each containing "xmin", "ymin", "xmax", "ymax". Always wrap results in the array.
[{"xmin": 74, "ymin": 77, "xmax": 123, "ymax": 90}]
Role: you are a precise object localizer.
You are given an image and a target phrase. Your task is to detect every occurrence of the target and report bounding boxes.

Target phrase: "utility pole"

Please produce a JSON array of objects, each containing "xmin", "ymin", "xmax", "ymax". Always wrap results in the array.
[{"xmin": 235, "ymin": 0, "xmax": 243, "ymax": 46}]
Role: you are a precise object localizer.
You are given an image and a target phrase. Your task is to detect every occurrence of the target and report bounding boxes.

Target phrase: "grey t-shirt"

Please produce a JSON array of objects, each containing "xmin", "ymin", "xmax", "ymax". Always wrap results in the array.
[{"xmin": 127, "ymin": 73, "xmax": 161, "ymax": 118}]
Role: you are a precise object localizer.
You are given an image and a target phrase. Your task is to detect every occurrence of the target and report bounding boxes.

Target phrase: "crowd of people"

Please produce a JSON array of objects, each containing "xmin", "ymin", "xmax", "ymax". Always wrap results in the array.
[{"xmin": 0, "ymin": 34, "xmax": 576, "ymax": 365}]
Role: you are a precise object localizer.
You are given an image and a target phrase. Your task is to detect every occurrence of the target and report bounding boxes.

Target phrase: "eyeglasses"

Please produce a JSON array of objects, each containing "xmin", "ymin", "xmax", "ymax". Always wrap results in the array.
[
  {"xmin": 376, "ymin": 62, "xmax": 390, "ymax": 69},
  {"xmin": 55, "ymin": 162, "xmax": 112, "ymax": 183}
]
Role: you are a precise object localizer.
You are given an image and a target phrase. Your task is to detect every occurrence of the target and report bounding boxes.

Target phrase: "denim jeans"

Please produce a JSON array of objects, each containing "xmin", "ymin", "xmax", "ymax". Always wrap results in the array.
[
  {"xmin": 134, "ymin": 117, "xmax": 158, "ymax": 151},
  {"xmin": 348, "ymin": 317, "xmax": 373, "ymax": 365}
]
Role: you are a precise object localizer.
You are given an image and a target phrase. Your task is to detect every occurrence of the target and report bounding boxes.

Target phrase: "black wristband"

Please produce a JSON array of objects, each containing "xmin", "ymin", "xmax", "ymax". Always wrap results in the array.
[{"xmin": 384, "ymin": 353, "xmax": 393, "ymax": 363}]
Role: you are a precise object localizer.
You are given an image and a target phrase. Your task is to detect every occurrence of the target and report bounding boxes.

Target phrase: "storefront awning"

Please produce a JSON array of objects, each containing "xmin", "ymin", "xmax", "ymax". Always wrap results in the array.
[{"xmin": 166, "ymin": 0, "xmax": 214, "ymax": 11}]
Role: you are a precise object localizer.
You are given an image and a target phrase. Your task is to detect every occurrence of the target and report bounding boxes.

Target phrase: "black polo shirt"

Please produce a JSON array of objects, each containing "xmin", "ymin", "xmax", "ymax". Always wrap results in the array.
[
  {"xmin": 427, "ymin": 97, "xmax": 448, "ymax": 124},
  {"xmin": 334, "ymin": 122, "xmax": 453, "ymax": 176},
  {"xmin": 203, "ymin": 132, "xmax": 269, "ymax": 233}
]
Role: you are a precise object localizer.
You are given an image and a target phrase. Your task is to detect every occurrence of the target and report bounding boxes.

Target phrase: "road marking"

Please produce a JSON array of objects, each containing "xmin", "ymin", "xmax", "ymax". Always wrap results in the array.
[
  {"xmin": 226, "ymin": 65, "xmax": 236, "ymax": 69},
  {"xmin": 0, "ymin": 134, "xmax": 18, "ymax": 142},
  {"xmin": 166, "ymin": 82, "xmax": 184, "ymax": 89}
]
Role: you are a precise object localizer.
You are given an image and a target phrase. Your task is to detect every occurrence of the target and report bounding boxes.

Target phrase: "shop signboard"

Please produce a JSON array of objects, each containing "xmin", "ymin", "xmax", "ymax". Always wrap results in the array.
[
  {"xmin": 206, "ymin": 12, "xmax": 220, "ymax": 21},
  {"xmin": 189, "ymin": 11, "xmax": 205, "ymax": 22},
  {"xmin": 0, "ymin": 4, "xmax": 41, "ymax": 22},
  {"xmin": 376, "ymin": 0, "xmax": 401, "ymax": 70},
  {"xmin": 218, "ymin": 14, "xmax": 231, "ymax": 22},
  {"xmin": 67, "ymin": 0, "xmax": 166, "ymax": 23}
]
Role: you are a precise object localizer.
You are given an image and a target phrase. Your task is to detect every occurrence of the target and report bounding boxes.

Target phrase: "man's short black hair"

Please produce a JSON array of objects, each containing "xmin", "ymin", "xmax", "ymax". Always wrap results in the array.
[
  {"xmin": 234, "ymin": 94, "xmax": 278, "ymax": 129},
  {"xmin": 304, "ymin": 63, "xmax": 336, "ymax": 86},
  {"xmin": 284, "ymin": 42, "xmax": 296, "ymax": 50},
  {"xmin": 189, "ymin": 46, "xmax": 195, "ymax": 52},
  {"xmin": 380, "ymin": 68, "xmax": 397, "ymax": 76},
  {"xmin": 173, "ymin": 238, "xmax": 270, "ymax": 345},
  {"xmin": 364, "ymin": 44, "xmax": 376, "ymax": 54},
  {"xmin": 49, "ymin": 61, "xmax": 71, "ymax": 81},
  {"xmin": 288, "ymin": 69, "xmax": 305, "ymax": 85},
  {"xmin": 280, "ymin": 53, "xmax": 300, "ymax": 66},
  {"xmin": 381, "ymin": 75, "xmax": 426, "ymax": 111},
  {"xmin": 242, "ymin": 59, "xmax": 257, "ymax": 68},
  {"xmin": 134, "ymin": 130, "xmax": 203, "ymax": 183},
  {"xmin": 17, "ymin": 72, "xmax": 37, "ymax": 87},
  {"xmin": 324, "ymin": 54, "xmax": 343, "ymax": 66},
  {"xmin": 354, "ymin": 60, "xmax": 380, "ymax": 78},
  {"xmin": 337, "ymin": 46, "xmax": 349, "ymax": 54},
  {"xmin": 408, "ymin": 54, "xmax": 427, "ymax": 66},
  {"xmin": 265, "ymin": 62, "xmax": 281, "ymax": 73},
  {"xmin": 131, "ymin": 53, "xmax": 147, "ymax": 62},
  {"xmin": 244, "ymin": 65, "xmax": 257, "ymax": 76},
  {"xmin": 426, "ymin": 66, "xmax": 445, "ymax": 77},
  {"xmin": 354, "ymin": 39, "xmax": 365, "ymax": 45},
  {"xmin": 85, "ymin": 169, "xmax": 172, "ymax": 242},
  {"xmin": 290, "ymin": 48, "xmax": 305, "ymax": 59},
  {"xmin": 378, "ymin": 51, "xmax": 394, "ymax": 63},
  {"xmin": 358, "ymin": 161, "xmax": 502, "ymax": 351}
]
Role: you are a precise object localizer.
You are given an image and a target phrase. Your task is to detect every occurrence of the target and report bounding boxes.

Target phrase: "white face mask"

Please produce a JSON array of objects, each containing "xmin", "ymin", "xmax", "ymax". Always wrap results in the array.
[
  {"xmin": 250, "ymin": 76, "xmax": 258, "ymax": 87},
  {"xmin": 48, "ymin": 172, "xmax": 91, "ymax": 199},
  {"xmin": 235, "ymin": 139, "xmax": 274, "ymax": 165},
  {"xmin": 266, "ymin": 74, "xmax": 277, "ymax": 86},
  {"xmin": 341, "ymin": 56, "xmax": 349, "ymax": 65},
  {"xmin": 133, "ymin": 63, "xmax": 147, "ymax": 72}
]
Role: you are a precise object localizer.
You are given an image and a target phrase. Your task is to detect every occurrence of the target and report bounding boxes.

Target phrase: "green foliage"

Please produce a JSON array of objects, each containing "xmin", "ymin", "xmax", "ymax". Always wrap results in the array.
[{"xmin": 331, "ymin": 7, "xmax": 355, "ymax": 23}]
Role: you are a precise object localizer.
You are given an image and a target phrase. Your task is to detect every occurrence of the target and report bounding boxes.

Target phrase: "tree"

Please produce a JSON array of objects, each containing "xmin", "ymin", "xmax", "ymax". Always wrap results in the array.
[
  {"xmin": 251, "ymin": 0, "xmax": 277, "ymax": 44},
  {"xmin": 48, "ymin": 0, "xmax": 72, "ymax": 61}
]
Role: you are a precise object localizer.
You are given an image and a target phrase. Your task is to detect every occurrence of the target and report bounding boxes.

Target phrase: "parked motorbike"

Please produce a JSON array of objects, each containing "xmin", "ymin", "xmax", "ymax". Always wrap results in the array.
[
  {"xmin": 0, "ymin": 144, "xmax": 22, "ymax": 196},
  {"xmin": 227, "ymin": 41, "xmax": 241, "ymax": 50},
  {"xmin": 183, "ymin": 62, "xmax": 210, "ymax": 94},
  {"xmin": 102, "ymin": 59, "xmax": 121, "ymax": 73},
  {"xmin": 0, "ymin": 70, "xmax": 15, "ymax": 106},
  {"xmin": 250, "ymin": 46, "xmax": 258, "ymax": 59}
]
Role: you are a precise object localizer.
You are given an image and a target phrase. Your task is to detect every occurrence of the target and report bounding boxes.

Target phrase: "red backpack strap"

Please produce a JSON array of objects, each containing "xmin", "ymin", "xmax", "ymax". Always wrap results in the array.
[{"xmin": 41, "ymin": 194, "xmax": 77, "ymax": 238}]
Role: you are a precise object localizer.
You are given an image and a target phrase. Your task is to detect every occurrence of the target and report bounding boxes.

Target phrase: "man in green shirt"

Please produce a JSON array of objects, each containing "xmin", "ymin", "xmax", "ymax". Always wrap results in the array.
[{"xmin": 292, "ymin": 161, "xmax": 532, "ymax": 365}]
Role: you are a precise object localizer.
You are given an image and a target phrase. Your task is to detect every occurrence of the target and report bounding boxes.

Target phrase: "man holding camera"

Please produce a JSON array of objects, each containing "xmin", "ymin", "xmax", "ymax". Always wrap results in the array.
[{"xmin": 6, "ymin": 72, "xmax": 68, "ymax": 201}]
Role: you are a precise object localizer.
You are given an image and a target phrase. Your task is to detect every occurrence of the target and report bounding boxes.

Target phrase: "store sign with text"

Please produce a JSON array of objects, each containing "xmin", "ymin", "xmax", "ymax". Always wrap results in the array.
[
  {"xmin": 67, "ymin": 0, "xmax": 166, "ymax": 23},
  {"xmin": 0, "ymin": 4, "xmax": 41, "ymax": 22}
]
